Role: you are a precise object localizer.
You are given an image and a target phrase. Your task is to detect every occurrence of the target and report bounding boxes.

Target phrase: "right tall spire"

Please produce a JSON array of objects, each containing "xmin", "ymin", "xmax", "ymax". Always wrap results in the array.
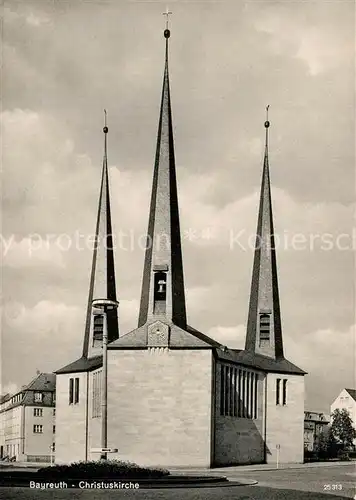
[{"xmin": 245, "ymin": 107, "xmax": 284, "ymax": 359}]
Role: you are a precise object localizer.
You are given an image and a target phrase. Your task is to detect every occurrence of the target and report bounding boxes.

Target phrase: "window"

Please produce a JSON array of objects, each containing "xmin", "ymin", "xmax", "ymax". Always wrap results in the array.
[
  {"xmin": 69, "ymin": 378, "xmax": 74, "ymax": 404},
  {"xmin": 220, "ymin": 364, "xmax": 258, "ymax": 419},
  {"xmin": 93, "ymin": 314, "xmax": 104, "ymax": 344},
  {"xmin": 53, "ymin": 425, "xmax": 56, "ymax": 434},
  {"xmin": 92, "ymin": 370, "xmax": 102, "ymax": 418},
  {"xmin": 74, "ymin": 378, "xmax": 79, "ymax": 404},
  {"xmin": 69, "ymin": 377, "xmax": 79, "ymax": 404},
  {"xmin": 282, "ymin": 379, "xmax": 287, "ymax": 405},
  {"xmin": 220, "ymin": 365, "xmax": 225, "ymax": 416},
  {"xmin": 254, "ymin": 373, "xmax": 258, "ymax": 419},
  {"xmin": 259, "ymin": 313, "xmax": 271, "ymax": 345},
  {"xmin": 33, "ymin": 425, "xmax": 43, "ymax": 433},
  {"xmin": 238, "ymin": 369, "xmax": 243, "ymax": 417},
  {"xmin": 276, "ymin": 378, "xmax": 281, "ymax": 405},
  {"xmin": 33, "ymin": 408, "xmax": 43, "ymax": 417},
  {"xmin": 34, "ymin": 392, "xmax": 43, "ymax": 403}
]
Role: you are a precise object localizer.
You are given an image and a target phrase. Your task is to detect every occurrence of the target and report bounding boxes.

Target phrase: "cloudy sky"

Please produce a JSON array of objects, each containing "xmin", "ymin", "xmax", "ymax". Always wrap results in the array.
[{"xmin": 1, "ymin": 0, "xmax": 355, "ymax": 413}]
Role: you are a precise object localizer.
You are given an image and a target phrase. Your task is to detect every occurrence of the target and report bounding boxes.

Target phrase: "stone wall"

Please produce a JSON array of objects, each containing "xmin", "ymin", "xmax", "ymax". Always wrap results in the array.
[{"xmin": 107, "ymin": 348, "xmax": 213, "ymax": 467}]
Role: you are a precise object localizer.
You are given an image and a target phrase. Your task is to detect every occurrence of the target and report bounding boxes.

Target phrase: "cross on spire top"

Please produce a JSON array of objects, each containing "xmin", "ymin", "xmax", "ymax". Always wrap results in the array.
[
  {"xmin": 103, "ymin": 109, "xmax": 108, "ymax": 134},
  {"xmin": 162, "ymin": 7, "xmax": 172, "ymax": 30},
  {"xmin": 265, "ymin": 105, "xmax": 270, "ymax": 128}
]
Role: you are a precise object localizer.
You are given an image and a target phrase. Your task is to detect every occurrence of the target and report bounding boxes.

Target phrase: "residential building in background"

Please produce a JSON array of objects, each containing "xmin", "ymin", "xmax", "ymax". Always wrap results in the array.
[
  {"xmin": 330, "ymin": 388, "xmax": 356, "ymax": 444},
  {"xmin": 303, "ymin": 411, "xmax": 329, "ymax": 451},
  {"xmin": 0, "ymin": 373, "xmax": 56, "ymax": 462}
]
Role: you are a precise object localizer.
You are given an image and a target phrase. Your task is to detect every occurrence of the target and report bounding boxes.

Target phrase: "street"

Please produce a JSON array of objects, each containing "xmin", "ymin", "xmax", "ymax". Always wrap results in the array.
[{"xmin": 0, "ymin": 464, "xmax": 355, "ymax": 499}]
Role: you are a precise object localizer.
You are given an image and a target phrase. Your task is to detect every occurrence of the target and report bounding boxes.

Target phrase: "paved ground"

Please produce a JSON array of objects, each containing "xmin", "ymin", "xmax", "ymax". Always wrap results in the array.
[{"xmin": 0, "ymin": 464, "xmax": 355, "ymax": 499}]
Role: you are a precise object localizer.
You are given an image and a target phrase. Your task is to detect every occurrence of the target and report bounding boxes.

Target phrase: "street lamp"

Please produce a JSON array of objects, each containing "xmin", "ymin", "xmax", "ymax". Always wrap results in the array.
[{"xmin": 92, "ymin": 298, "xmax": 119, "ymax": 461}]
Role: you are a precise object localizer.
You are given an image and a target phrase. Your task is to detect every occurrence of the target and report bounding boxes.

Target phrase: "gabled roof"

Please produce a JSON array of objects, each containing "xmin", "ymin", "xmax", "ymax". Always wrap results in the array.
[
  {"xmin": 345, "ymin": 388, "xmax": 356, "ymax": 401},
  {"xmin": 108, "ymin": 323, "xmax": 221, "ymax": 349},
  {"xmin": 55, "ymin": 356, "xmax": 103, "ymax": 374},
  {"xmin": 216, "ymin": 347, "xmax": 306, "ymax": 375}
]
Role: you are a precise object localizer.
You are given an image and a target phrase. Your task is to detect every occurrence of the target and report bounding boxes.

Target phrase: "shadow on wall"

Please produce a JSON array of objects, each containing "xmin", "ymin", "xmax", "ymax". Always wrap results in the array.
[{"xmin": 214, "ymin": 366, "xmax": 270, "ymax": 466}]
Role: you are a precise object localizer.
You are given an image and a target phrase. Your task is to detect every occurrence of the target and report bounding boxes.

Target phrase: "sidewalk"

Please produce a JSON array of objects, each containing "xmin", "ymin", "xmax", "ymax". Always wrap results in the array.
[{"xmin": 169, "ymin": 460, "xmax": 356, "ymax": 475}]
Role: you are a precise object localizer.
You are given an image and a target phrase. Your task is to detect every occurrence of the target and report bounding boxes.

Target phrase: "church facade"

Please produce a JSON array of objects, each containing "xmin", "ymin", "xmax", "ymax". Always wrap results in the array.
[{"xmin": 55, "ymin": 28, "xmax": 305, "ymax": 467}]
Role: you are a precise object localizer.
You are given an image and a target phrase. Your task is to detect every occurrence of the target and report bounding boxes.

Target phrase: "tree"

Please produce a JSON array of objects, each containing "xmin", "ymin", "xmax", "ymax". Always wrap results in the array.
[
  {"xmin": 330, "ymin": 408, "xmax": 356, "ymax": 450},
  {"xmin": 315, "ymin": 426, "xmax": 338, "ymax": 459}
]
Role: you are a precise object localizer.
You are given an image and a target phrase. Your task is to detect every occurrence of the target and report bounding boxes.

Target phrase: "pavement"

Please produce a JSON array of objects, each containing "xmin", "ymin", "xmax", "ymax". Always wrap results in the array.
[{"xmin": 169, "ymin": 460, "xmax": 356, "ymax": 476}]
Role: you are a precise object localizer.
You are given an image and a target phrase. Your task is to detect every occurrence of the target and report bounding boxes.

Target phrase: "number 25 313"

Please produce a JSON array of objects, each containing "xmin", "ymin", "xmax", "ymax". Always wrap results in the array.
[{"xmin": 323, "ymin": 484, "xmax": 342, "ymax": 491}]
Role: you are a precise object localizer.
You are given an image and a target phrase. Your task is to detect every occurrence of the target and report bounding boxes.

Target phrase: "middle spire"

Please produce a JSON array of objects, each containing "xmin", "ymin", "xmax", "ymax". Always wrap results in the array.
[{"xmin": 138, "ymin": 24, "xmax": 187, "ymax": 328}]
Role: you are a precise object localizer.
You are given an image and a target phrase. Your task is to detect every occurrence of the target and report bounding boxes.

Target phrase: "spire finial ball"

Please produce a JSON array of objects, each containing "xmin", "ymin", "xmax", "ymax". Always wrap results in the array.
[
  {"xmin": 103, "ymin": 126, "xmax": 108, "ymax": 134},
  {"xmin": 264, "ymin": 121, "xmax": 270, "ymax": 128},
  {"xmin": 164, "ymin": 29, "xmax": 170, "ymax": 38}
]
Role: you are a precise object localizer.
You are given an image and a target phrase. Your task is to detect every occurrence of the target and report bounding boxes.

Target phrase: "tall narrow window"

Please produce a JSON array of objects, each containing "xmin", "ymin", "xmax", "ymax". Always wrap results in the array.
[
  {"xmin": 238, "ymin": 369, "xmax": 242, "ymax": 417},
  {"xmin": 225, "ymin": 366, "xmax": 230, "ymax": 416},
  {"xmin": 242, "ymin": 371, "xmax": 246, "ymax": 417},
  {"xmin": 69, "ymin": 378, "xmax": 74, "ymax": 405},
  {"xmin": 282, "ymin": 379, "xmax": 287, "ymax": 405},
  {"xmin": 233, "ymin": 368, "xmax": 238, "ymax": 417},
  {"xmin": 254, "ymin": 374, "xmax": 258, "ymax": 419},
  {"xmin": 250, "ymin": 372, "xmax": 254, "ymax": 419},
  {"xmin": 220, "ymin": 365, "xmax": 225, "ymax": 416},
  {"xmin": 259, "ymin": 313, "xmax": 271, "ymax": 345},
  {"xmin": 276, "ymin": 378, "xmax": 281, "ymax": 405},
  {"xmin": 74, "ymin": 378, "xmax": 80, "ymax": 404},
  {"xmin": 229, "ymin": 367, "xmax": 234, "ymax": 416},
  {"xmin": 93, "ymin": 314, "xmax": 104, "ymax": 345},
  {"xmin": 246, "ymin": 372, "xmax": 251, "ymax": 418}
]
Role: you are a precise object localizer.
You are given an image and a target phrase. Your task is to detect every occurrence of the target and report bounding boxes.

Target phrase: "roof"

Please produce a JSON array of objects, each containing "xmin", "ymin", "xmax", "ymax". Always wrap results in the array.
[
  {"xmin": 216, "ymin": 347, "xmax": 306, "ymax": 375},
  {"xmin": 345, "ymin": 388, "xmax": 356, "ymax": 401},
  {"xmin": 56, "ymin": 323, "xmax": 304, "ymax": 376},
  {"xmin": 55, "ymin": 355, "xmax": 103, "ymax": 374},
  {"xmin": 304, "ymin": 411, "xmax": 330, "ymax": 422},
  {"xmin": 109, "ymin": 323, "xmax": 221, "ymax": 349},
  {"xmin": 25, "ymin": 373, "xmax": 56, "ymax": 391},
  {"xmin": 0, "ymin": 373, "xmax": 56, "ymax": 412}
]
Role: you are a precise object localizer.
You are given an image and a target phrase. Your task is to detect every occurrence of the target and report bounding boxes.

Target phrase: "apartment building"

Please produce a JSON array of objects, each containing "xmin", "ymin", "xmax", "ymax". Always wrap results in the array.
[{"xmin": 0, "ymin": 373, "xmax": 56, "ymax": 462}]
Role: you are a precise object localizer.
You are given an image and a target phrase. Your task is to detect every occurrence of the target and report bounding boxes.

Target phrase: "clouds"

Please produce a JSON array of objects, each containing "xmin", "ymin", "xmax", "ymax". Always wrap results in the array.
[{"xmin": 1, "ymin": 1, "xmax": 355, "ymax": 412}]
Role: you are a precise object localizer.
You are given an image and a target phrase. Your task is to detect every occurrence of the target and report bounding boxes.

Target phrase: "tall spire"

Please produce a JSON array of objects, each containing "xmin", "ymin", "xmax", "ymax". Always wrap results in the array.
[
  {"xmin": 138, "ymin": 18, "xmax": 187, "ymax": 328},
  {"xmin": 245, "ymin": 107, "xmax": 284, "ymax": 359},
  {"xmin": 82, "ymin": 112, "xmax": 119, "ymax": 358}
]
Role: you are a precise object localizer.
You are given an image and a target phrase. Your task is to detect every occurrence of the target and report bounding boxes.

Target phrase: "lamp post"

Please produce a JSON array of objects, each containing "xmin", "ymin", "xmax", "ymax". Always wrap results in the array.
[{"xmin": 92, "ymin": 298, "xmax": 119, "ymax": 461}]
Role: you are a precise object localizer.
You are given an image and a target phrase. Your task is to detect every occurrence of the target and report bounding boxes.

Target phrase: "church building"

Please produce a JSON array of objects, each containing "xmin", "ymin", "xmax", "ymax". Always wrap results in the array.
[{"xmin": 55, "ymin": 27, "xmax": 306, "ymax": 467}]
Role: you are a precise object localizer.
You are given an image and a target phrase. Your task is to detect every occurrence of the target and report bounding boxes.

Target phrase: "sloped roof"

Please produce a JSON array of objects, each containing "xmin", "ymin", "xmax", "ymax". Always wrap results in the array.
[
  {"xmin": 216, "ymin": 347, "xmax": 306, "ymax": 375},
  {"xmin": 345, "ymin": 388, "xmax": 356, "ymax": 401},
  {"xmin": 108, "ymin": 323, "xmax": 220, "ymax": 349},
  {"xmin": 55, "ymin": 355, "xmax": 103, "ymax": 374},
  {"xmin": 25, "ymin": 373, "xmax": 56, "ymax": 391}
]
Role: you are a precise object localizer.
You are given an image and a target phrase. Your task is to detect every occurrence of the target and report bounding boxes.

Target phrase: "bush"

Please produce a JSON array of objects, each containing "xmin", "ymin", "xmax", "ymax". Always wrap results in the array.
[
  {"xmin": 304, "ymin": 450, "xmax": 319, "ymax": 462},
  {"xmin": 337, "ymin": 450, "xmax": 350, "ymax": 461},
  {"xmin": 37, "ymin": 460, "xmax": 170, "ymax": 479}
]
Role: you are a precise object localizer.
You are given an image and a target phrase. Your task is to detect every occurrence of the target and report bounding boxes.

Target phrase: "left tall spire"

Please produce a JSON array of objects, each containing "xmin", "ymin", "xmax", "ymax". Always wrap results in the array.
[{"xmin": 82, "ymin": 112, "xmax": 119, "ymax": 358}]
